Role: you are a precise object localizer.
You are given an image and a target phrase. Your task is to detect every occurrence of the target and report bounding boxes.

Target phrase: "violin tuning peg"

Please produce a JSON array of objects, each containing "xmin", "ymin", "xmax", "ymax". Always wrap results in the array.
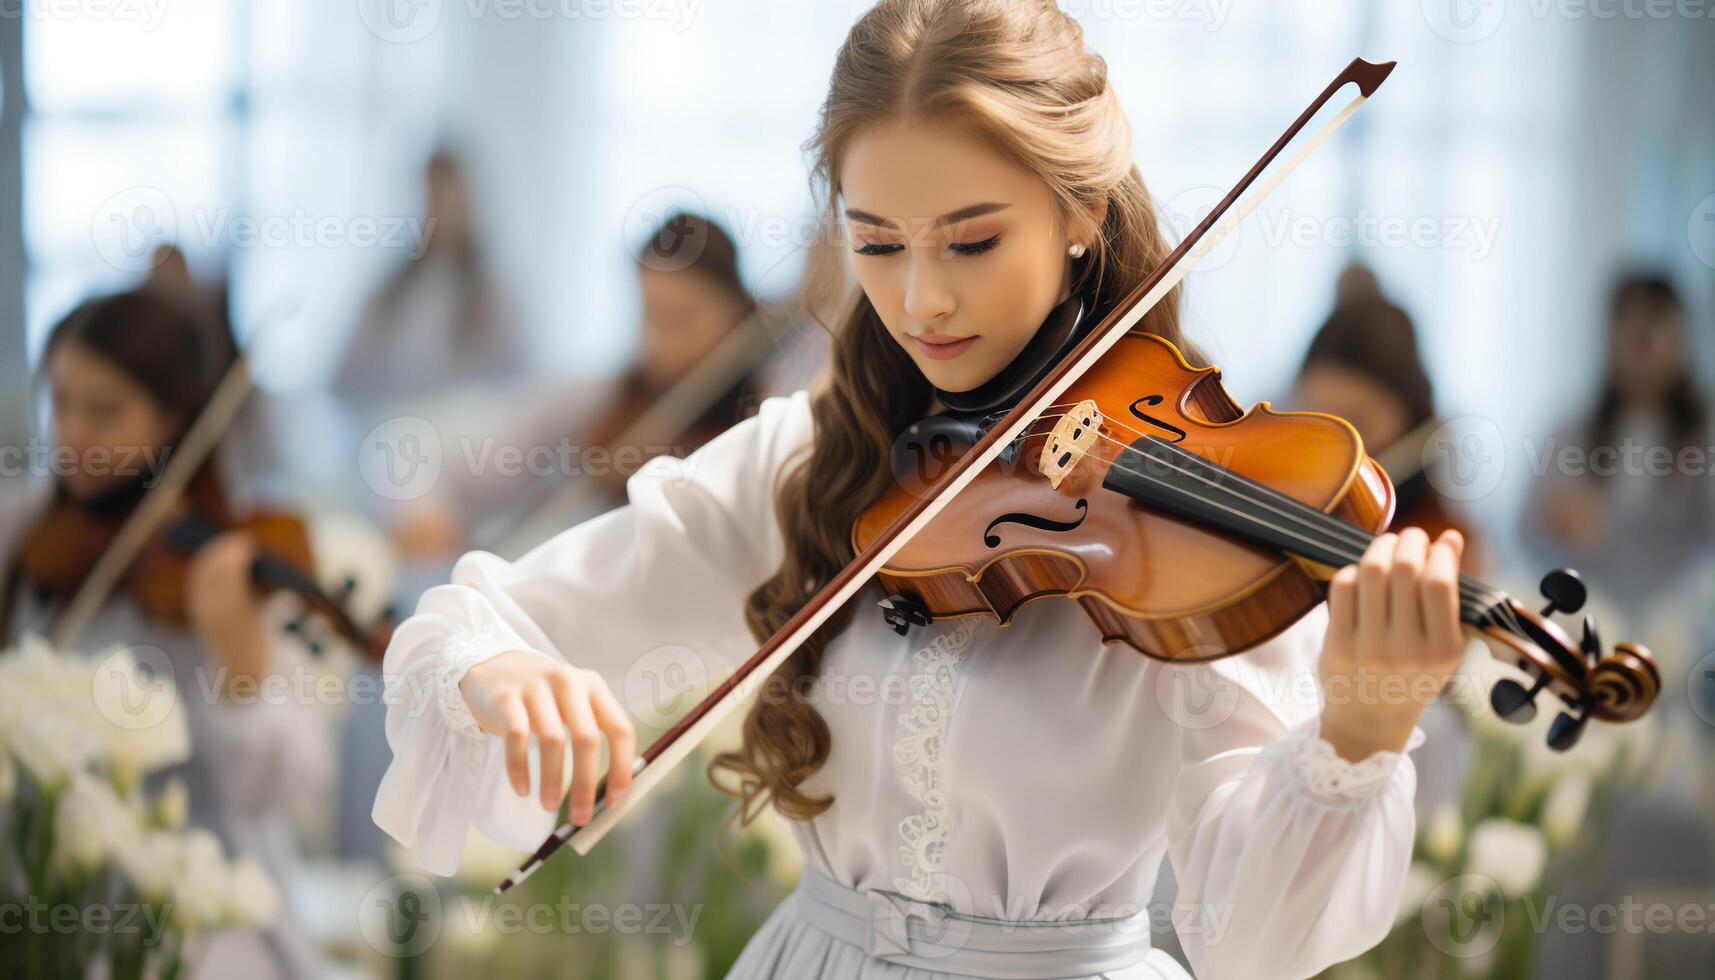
[
  {"xmin": 1489, "ymin": 675, "xmax": 1546, "ymax": 723},
  {"xmin": 1547, "ymin": 708, "xmax": 1589, "ymax": 752},
  {"xmin": 1580, "ymin": 614, "xmax": 1602, "ymax": 663},
  {"xmin": 1538, "ymin": 568, "xmax": 1586, "ymax": 617}
]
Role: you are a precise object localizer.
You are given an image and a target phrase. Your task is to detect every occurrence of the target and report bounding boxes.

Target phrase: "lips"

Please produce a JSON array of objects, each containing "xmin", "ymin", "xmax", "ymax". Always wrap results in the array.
[{"xmin": 909, "ymin": 333, "xmax": 978, "ymax": 360}]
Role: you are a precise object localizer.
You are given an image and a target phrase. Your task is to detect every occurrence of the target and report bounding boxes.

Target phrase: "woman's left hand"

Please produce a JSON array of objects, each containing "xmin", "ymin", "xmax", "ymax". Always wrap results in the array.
[
  {"xmin": 1317, "ymin": 527, "xmax": 1467, "ymax": 761},
  {"xmin": 185, "ymin": 530, "xmax": 272, "ymax": 698}
]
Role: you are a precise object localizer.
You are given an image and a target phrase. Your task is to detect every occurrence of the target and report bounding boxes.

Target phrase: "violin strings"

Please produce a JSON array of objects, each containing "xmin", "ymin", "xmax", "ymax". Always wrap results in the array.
[
  {"xmin": 1016, "ymin": 406, "xmax": 1521, "ymax": 635},
  {"xmin": 968, "ymin": 404, "xmax": 1521, "ymax": 637}
]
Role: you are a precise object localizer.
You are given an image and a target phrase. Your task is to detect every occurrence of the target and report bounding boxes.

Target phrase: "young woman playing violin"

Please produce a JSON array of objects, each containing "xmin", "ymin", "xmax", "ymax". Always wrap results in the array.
[
  {"xmin": 0, "ymin": 286, "xmax": 333, "ymax": 979},
  {"xmin": 374, "ymin": 4, "xmax": 1528, "ymax": 978}
]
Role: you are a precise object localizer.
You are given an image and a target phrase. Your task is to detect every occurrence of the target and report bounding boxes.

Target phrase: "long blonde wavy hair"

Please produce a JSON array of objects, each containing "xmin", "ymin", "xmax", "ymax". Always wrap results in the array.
[{"xmin": 707, "ymin": 0, "xmax": 1200, "ymax": 834}]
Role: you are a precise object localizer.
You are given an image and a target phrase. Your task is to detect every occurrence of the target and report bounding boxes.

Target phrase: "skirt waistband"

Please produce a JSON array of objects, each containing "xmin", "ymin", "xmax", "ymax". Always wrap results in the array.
[{"xmin": 791, "ymin": 866, "xmax": 1155, "ymax": 978}]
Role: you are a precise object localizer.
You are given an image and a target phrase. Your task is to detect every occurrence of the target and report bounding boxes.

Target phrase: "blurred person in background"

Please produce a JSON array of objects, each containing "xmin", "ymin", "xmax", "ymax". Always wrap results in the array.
[
  {"xmin": 576, "ymin": 209, "xmax": 768, "ymax": 507},
  {"xmin": 1523, "ymin": 273, "xmax": 1712, "ymax": 617},
  {"xmin": 333, "ymin": 148, "xmax": 525, "ymax": 404},
  {"xmin": 444, "ymin": 209, "xmax": 792, "ymax": 556},
  {"xmin": 331, "ymin": 148, "xmax": 525, "ymax": 580},
  {"xmin": 0, "ymin": 288, "xmax": 335, "ymax": 979},
  {"xmin": 1291, "ymin": 262, "xmax": 1487, "ymax": 574}
]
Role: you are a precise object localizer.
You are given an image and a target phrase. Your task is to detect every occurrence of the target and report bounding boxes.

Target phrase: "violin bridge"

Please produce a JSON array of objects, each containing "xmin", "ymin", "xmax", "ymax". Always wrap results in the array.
[{"xmin": 1038, "ymin": 399, "xmax": 1103, "ymax": 490}]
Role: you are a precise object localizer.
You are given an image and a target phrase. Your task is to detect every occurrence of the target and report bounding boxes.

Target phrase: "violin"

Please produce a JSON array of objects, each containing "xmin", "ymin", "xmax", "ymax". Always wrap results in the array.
[
  {"xmin": 491, "ymin": 57, "xmax": 1658, "ymax": 893},
  {"xmin": 856, "ymin": 330, "xmax": 1659, "ymax": 751},
  {"xmin": 13, "ymin": 466, "xmax": 393, "ymax": 661}
]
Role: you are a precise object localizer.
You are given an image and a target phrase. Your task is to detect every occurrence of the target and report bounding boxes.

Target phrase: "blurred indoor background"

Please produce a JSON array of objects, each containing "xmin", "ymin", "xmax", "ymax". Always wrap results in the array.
[{"xmin": 0, "ymin": 1, "xmax": 1711, "ymax": 978}]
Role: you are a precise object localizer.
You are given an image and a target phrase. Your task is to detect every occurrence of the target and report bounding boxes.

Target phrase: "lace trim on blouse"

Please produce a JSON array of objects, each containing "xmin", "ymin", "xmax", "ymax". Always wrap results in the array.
[
  {"xmin": 892, "ymin": 616, "xmax": 986, "ymax": 901},
  {"xmin": 435, "ymin": 629, "xmax": 515, "ymax": 742},
  {"xmin": 1274, "ymin": 717, "xmax": 1426, "ymax": 809}
]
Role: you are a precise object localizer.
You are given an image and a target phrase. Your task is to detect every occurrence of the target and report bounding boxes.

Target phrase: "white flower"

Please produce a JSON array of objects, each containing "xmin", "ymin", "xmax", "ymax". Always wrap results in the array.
[
  {"xmin": 1467, "ymin": 819, "xmax": 1548, "ymax": 897},
  {"xmin": 1424, "ymin": 801, "xmax": 1463, "ymax": 865},
  {"xmin": 225, "ymin": 857, "xmax": 281, "ymax": 928},
  {"xmin": 11, "ymin": 711, "xmax": 103, "ymax": 789},
  {"xmin": 90, "ymin": 645, "xmax": 192, "ymax": 786},
  {"xmin": 154, "ymin": 777, "xmax": 189, "ymax": 830},
  {"xmin": 169, "ymin": 829, "xmax": 232, "ymax": 931},
  {"xmin": 1396, "ymin": 861, "xmax": 1440, "ymax": 927},
  {"xmin": 1540, "ymin": 775, "xmax": 1592, "ymax": 850},
  {"xmin": 54, "ymin": 771, "xmax": 141, "ymax": 873},
  {"xmin": 117, "ymin": 830, "xmax": 184, "ymax": 904}
]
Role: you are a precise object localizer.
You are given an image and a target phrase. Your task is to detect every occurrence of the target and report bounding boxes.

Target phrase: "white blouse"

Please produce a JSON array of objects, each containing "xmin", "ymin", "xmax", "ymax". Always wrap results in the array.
[{"xmin": 373, "ymin": 390, "xmax": 1425, "ymax": 980}]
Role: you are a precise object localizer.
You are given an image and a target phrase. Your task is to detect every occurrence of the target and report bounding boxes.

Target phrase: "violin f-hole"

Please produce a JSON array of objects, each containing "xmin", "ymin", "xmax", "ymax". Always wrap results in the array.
[
  {"xmin": 1128, "ymin": 395, "xmax": 1187, "ymax": 443},
  {"xmin": 982, "ymin": 499, "xmax": 1089, "ymax": 548}
]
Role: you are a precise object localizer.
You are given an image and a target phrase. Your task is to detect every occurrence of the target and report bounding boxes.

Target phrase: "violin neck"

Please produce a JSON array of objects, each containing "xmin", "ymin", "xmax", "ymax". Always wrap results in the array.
[{"xmin": 1099, "ymin": 435, "xmax": 1508, "ymax": 626}]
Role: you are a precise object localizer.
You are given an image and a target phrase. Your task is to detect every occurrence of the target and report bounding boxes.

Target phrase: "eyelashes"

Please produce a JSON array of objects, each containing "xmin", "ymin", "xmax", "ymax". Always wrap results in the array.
[{"xmin": 852, "ymin": 233, "xmax": 1003, "ymax": 257}]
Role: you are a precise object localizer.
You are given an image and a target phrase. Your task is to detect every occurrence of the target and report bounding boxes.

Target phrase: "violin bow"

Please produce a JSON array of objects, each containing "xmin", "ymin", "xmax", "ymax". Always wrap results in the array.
[
  {"xmin": 496, "ymin": 57, "xmax": 1397, "ymax": 893},
  {"xmin": 52, "ymin": 295, "xmax": 298, "ymax": 649}
]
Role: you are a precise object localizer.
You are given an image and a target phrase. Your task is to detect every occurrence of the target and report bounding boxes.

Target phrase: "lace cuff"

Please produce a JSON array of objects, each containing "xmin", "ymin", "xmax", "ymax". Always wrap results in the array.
[
  {"xmin": 1275, "ymin": 717, "xmax": 1425, "ymax": 808},
  {"xmin": 435, "ymin": 630, "xmax": 518, "ymax": 742}
]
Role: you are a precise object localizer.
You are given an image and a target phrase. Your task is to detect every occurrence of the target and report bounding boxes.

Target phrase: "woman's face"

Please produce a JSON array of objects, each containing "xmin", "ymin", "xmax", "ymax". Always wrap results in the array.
[
  {"xmin": 638, "ymin": 267, "xmax": 748, "ymax": 388},
  {"xmin": 839, "ymin": 117, "xmax": 1093, "ymax": 394},
  {"xmin": 47, "ymin": 341, "xmax": 177, "ymax": 500},
  {"xmin": 1609, "ymin": 301, "xmax": 1687, "ymax": 404}
]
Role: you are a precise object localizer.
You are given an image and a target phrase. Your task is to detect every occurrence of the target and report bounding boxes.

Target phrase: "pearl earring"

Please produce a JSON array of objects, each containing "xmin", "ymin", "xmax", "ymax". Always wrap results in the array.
[{"xmin": 1067, "ymin": 242, "xmax": 1086, "ymax": 258}]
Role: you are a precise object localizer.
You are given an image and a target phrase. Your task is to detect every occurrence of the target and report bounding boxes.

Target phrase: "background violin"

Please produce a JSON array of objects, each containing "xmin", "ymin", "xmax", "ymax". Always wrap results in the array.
[
  {"xmin": 857, "ymin": 331, "xmax": 1660, "ymax": 752},
  {"xmin": 14, "ymin": 465, "xmax": 393, "ymax": 661}
]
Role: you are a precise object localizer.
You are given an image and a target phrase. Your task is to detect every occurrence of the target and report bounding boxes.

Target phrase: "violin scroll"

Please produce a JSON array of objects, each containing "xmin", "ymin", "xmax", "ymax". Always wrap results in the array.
[{"xmin": 1481, "ymin": 566, "xmax": 1659, "ymax": 751}]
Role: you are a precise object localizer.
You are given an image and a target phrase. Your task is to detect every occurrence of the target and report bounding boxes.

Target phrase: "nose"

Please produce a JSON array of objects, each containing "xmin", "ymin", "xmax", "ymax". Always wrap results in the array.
[{"xmin": 901, "ymin": 250, "xmax": 955, "ymax": 324}]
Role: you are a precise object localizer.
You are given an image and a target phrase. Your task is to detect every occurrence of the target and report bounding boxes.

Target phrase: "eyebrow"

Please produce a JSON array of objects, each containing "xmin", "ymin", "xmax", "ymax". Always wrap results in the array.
[{"xmin": 842, "ymin": 201, "xmax": 1011, "ymax": 228}]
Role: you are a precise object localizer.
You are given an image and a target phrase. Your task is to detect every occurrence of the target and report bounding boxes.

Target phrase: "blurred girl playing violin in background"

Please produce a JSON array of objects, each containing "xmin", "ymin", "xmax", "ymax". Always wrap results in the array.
[{"xmin": 0, "ymin": 285, "xmax": 333, "ymax": 980}]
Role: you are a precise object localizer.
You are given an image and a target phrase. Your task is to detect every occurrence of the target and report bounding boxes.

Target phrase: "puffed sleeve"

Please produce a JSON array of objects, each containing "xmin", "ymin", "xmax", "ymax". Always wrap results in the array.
[
  {"xmin": 1164, "ymin": 601, "xmax": 1425, "ymax": 980},
  {"xmin": 372, "ymin": 391, "xmax": 814, "ymax": 875}
]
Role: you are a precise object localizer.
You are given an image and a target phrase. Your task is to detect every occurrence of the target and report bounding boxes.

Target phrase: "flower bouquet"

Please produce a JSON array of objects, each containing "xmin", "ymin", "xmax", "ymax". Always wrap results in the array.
[{"xmin": 0, "ymin": 636, "xmax": 281, "ymax": 980}]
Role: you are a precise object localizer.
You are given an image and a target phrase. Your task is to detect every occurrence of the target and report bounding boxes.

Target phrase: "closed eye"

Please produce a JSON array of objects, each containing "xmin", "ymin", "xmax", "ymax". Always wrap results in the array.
[
  {"xmin": 852, "ymin": 234, "xmax": 1002, "ymax": 257},
  {"xmin": 949, "ymin": 234, "xmax": 1001, "ymax": 256}
]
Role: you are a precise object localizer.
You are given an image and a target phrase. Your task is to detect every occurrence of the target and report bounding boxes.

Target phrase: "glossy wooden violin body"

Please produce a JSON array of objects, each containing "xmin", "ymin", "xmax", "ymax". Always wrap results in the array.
[{"xmin": 856, "ymin": 331, "xmax": 1660, "ymax": 749}]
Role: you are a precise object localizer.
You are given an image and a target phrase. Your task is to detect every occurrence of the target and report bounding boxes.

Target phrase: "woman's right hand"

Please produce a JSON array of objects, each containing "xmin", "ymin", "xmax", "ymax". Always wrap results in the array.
[{"xmin": 458, "ymin": 651, "xmax": 637, "ymax": 823}]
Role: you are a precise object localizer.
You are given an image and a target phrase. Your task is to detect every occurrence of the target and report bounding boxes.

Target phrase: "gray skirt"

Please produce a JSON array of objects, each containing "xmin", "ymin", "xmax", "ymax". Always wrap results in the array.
[{"xmin": 726, "ymin": 867, "xmax": 1193, "ymax": 980}]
